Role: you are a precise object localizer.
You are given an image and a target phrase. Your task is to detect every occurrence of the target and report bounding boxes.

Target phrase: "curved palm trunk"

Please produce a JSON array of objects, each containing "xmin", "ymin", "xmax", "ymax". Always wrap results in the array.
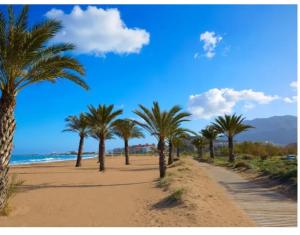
[
  {"xmin": 99, "ymin": 138, "xmax": 105, "ymax": 171},
  {"xmin": 0, "ymin": 92, "xmax": 16, "ymax": 211},
  {"xmin": 75, "ymin": 135, "xmax": 84, "ymax": 167},
  {"xmin": 209, "ymin": 140, "xmax": 215, "ymax": 159},
  {"xmin": 176, "ymin": 147, "xmax": 180, "ymax": 158},
  {"xmin": 168, "ymin": 141, "xmax": 173, "ymax": 165},
  {"xmin": 158, "ymin": 138, "xmax": 166, "ymax": 178},
  {"xmin": 228, "ymin": 136, "xmax": 234, "ymax": 162},
  {"xmin": 124, "ymin": 139, "xmax": 129, "ymax": 165}
]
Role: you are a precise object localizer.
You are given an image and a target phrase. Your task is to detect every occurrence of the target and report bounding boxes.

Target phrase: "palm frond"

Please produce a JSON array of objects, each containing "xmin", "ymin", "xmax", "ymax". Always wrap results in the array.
[
  {"xmin": 63, "ymin": 113, "xmax": 89, "ymax": 137},
  {"xmin": 113, "ymin": 119, "xmax": 144, "ymax": 140},
  {"xmin": 134, "ymin": 101, "xmax": 191, "ymax": 140},
  {"xmin": 0, "ymin": 6, "xmax": 87, "ymax": 95},
  {"xmin": 85, "ymin": 104, "xmax": 123, "ymax": 140},
  {"xmin": 212, "ymin": 114, "xmax": 253, "ymax": 138}
]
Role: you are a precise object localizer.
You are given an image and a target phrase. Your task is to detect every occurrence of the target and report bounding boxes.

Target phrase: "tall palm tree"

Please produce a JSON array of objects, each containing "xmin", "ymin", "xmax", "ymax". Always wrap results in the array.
[
  {"xmin": 134, "ymin": 102, "xmax": 191, "ymax": 178},
  {"xmin": 0, "ymin": 6, "xmax": 87, "ymax": 210},
  {"xmin": 201, "ymin": 126, "xmax": 218, "ymax": 159},
  {"xmin": 85, "ymin": 104, "xmax": 123, "ymax": 171},
  {"xmin": 63, "ymin": 113, "xmax": 89, "ymax": 167},
  {"xmin": 212, "ymin": 114, "xmax": 253, "ymax": 162},
  {"xmin": 113, "ymin": 119, "xmax": 144, "ymax": 165},
  {"xmin": 173, "ymin": 136, "xmax": 185, "ymax": 158},
  {"xmin": 191, "ymin": 135, "xmax": 206, "ymax": 159},
  {"xmin": 167, "ymin": 127, "xmax": 191, "ymax": 165}
]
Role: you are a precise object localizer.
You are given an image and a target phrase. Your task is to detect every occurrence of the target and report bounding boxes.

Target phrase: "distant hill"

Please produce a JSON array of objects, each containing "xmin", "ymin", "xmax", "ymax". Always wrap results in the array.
[{"xmin": 236, "ymin": 115, "xmax": 297, "ymax": 145}]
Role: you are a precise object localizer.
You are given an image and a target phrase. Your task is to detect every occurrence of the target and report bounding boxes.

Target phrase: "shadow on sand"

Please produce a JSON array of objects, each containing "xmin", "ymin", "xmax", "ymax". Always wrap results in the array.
[
  {"xmin": 151, "ymin": 195, "xmax": 183, "ymax": 209},
  {"xmin": 18, "ymin": 180, "xmax": 155, "ymax": 193}
]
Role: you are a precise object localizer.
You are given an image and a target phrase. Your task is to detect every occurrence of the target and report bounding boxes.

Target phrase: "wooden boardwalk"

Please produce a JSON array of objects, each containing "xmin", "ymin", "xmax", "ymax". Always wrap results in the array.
[{"xmin": 198, "ymin": 162, "xmax": 297, "ymax": 227}]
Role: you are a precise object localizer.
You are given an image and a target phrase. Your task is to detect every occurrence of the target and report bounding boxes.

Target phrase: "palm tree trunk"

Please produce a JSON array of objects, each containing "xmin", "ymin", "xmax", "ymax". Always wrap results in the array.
[
  {"xmin": 176, "ymin": 147, "xmax": 180, "ymax": 158},
  {"xmin": 99, "ymin": 138, "xmax": 105, "ymax": 171},
  {"xmin": 209, "ymin": 140, "xmax": 214, "ymax": 159},
  {"xmin": 158, "ymin": 138, "xmax": 166, "ymax": 178},
  {"xmin": 75, "ymin": 135, "xmax": 84, "ymax": 167},
  {"xmin": 124, "ymin": 139, "xmax": 129, "ymax": 165},
  {"xmin": 228, "ymin": 136, "xmax": 234, "ymax": 162},
  {"xmin": 198, "ymin": 146, "xmax": 203, "ymax": 159},
  {"xmin": 0, "ymin": 92, "xmax": 16, "ymax": 211},
  {"xmin": 168, "ymin": 141, "xmax": 173, "ymax": 165}
]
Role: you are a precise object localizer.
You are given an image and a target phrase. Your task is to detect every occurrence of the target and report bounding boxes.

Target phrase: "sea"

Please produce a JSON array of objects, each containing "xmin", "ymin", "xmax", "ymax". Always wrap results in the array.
[{"xmin": 10, "ymin": 154, "xmax": 96, "ymax": 165}]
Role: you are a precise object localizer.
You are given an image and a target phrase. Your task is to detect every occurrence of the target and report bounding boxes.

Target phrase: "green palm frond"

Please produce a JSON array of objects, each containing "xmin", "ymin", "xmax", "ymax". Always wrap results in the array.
[
  {"xmin": 191, "ymin": 134, "xmax": 207, "ymax": 148},
  {"xmin": 113, "ymin": 119, "xmax": 144, "ymax": 140},
  {"xmin": 63, "ymin": 113, "xmax": 89, "ymax": 137},
  {"xmin": 212, "ymin": 114, "xmax": 254, "ymax": 138},
  {"xmin": 0, "ymin": 5, "xmax": 87, "ymax": 95},
  {"xmin": 134, "ymin": 102, "xmax": 191, "ymax": 140},
  {"xmin": 85, "ymin": 104, "xmax": 123, "ymax": 140},
  {"xmin": 201, "ymin": 125, "xmax": 218, "ymax": 141}
]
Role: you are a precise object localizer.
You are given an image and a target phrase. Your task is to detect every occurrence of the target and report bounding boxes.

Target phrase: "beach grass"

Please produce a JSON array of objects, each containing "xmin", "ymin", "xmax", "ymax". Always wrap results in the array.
[
  {"xmin": 198, "ymin": 154, "xmax": 297, "ymax": 196},
  {"xmin": 0, "ymin": 174, "xmax": 25, "ymax": 216}
]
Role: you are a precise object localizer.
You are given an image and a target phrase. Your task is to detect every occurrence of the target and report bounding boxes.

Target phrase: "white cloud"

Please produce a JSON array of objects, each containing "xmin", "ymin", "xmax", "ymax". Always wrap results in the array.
[
  {"xmin": 283, "ymin": 96, "xmax": 297, "ymax": 104},
  {"xmin": 282, "ymin": 81, "xmax": 297, "ymax": 103},
  {"xmin": 188, "ymin": 88, "xmax": 279, "ymax": 119},
  {"xmin": 290, "ymin": 81, "xmax": 297, "ymax": 89},
  {"xmin": 45, "ymin": 6, "xmax": 150, "ymax": 56},
  {"xmin": 200, "ymin": 31, "xmax": 222, "ymax": 59}
]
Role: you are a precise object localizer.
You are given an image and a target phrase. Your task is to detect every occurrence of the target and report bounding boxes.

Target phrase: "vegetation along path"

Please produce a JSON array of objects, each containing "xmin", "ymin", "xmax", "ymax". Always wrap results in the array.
[{"xmin": 198, "ymin": 162, "xmax": 297, "ymax": 227}]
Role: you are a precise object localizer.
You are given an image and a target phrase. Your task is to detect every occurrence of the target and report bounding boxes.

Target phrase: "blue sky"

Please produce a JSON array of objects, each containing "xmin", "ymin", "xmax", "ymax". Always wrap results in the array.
[{"xmin": 2, "ymin": 5, "xmax": 296, "ymax": 154}]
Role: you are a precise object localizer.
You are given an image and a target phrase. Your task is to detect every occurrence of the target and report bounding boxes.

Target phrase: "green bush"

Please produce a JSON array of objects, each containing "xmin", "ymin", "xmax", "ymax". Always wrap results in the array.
[
  {"xmin": 234, "ymin": 161, "xmax": 251, "ymax": 169},
  {"xmin": 167, "ymin": 188, "xmax": 185, "ymax": 202},
  {"xmin": 241, "ymin": 154, "xmax": 253, "ymax": 160},
  {"xmin": 207, "ymin": 154, "xmax": 297, "ymax": 186}
]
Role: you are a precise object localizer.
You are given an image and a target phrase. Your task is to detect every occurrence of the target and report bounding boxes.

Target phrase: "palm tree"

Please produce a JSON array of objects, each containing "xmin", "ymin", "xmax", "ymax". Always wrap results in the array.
[
  {"xmin": 192, "ymin": 135, "xmax": 206, "ymax": 159},
  {"xmin": 212, "ymin": 114, "xmax": 253, "ymax": 162},
  {"xmin": 167, "ymin": 127, "xmax": 191, "ymax": 165},
  {"xmin": 113, "ymin": 119, "xmax": 144, "ymax": 165},
  {"xmin": 85, "ymin": 104, "xmax": 123, "ymax": 171},
  {"xmin": 134, "ymin": 102, "xmax": 191, "ymax": 178},
  {"xmin": 172, "ymin": 133, "xmax": 189, "ymax": 159},
  {"xmin": 0, "ymin": 6, "xmax": 87, "ymax": 210},
  {"xmin": 63, "ymin": 113, "xmax": 89, "ymax": 167},
  {"xmin": 201, "ymin": 126, "xmax": 218, "ymax": 159}
]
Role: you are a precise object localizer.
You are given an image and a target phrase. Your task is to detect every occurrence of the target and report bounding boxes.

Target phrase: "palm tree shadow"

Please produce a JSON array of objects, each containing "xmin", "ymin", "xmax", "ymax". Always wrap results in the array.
[
  {"xmin": 18, "ymin": 180, "xmax": 154, "ymax": 193},
  {"xmin": 151, "ymin": 196, "xmax": 183, "ymax": 209},
  {"xmin": 119, "ymin": 167, "xmax": 157, "ymax": 172}
]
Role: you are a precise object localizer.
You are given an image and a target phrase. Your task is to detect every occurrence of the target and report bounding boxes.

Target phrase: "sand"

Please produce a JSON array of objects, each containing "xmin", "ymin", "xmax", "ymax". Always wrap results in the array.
[{"xmin": 0, "ymin": 155, "xmax": 254, "ymax": 227}]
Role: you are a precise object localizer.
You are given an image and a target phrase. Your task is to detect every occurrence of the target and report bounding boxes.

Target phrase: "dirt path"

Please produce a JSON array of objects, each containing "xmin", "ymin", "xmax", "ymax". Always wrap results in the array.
[
  {"xmin": 198, "ymin": 162, "xmax": 297, "ymax": 227},
  {"xmin": 0, "ymin": 156, "xmax": 254, "ymax": 227}
]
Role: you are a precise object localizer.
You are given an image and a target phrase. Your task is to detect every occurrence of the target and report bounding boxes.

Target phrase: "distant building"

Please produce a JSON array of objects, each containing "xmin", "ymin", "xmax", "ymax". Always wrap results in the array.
[{"xmin": 109, "ymin": 143, "xmax": 155, "ymax": 155}]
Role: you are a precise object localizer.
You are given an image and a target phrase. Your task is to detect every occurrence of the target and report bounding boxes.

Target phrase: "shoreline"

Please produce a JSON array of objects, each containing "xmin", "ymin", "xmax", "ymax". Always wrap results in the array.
[
  {"xmin": 10, "ymin": 154, "xmax": 97, "ymax": 167},
  {"xmin": 10, "ymin": 153, "xmax": 156, "ymax": 167}
]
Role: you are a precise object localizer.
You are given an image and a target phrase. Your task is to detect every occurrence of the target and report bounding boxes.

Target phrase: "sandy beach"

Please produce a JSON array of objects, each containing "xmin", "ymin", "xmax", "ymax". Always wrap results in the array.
[{"xmin": 0, "ymin": 155, "xmax": 254, "ymax": 227}]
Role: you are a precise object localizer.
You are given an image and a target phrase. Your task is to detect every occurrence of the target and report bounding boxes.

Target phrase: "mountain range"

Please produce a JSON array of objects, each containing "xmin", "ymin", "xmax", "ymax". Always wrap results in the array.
[{"xmin": 236, "ymin": 115, "xmax": 297, "ymax": 145}]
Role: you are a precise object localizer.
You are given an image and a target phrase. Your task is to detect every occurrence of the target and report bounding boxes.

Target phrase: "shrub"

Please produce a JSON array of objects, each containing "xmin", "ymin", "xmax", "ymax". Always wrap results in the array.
[
  {"xmin": 167, "ymin": 188, "xmax": 185, "ymax": 202},
  {"xmin": 241, "ymin": 154, "xmax": 253, "ymax": 160},
  {"xmin": 234, "ymin": 161, "xmax": 251, "ymax": 170},
  {"xmin": 260, "ymin": 155, "xmax": 268, "ymax": 161},
  {"xmin": 157, "ymin": 177, "xmax": 170, "ymax": 189}
]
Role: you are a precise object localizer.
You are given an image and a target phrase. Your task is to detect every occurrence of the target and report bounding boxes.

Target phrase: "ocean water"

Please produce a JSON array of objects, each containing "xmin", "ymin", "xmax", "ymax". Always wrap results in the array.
[{"xmin": 10, "ymin": 154, "xmax": 96, "ymax": 165}]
